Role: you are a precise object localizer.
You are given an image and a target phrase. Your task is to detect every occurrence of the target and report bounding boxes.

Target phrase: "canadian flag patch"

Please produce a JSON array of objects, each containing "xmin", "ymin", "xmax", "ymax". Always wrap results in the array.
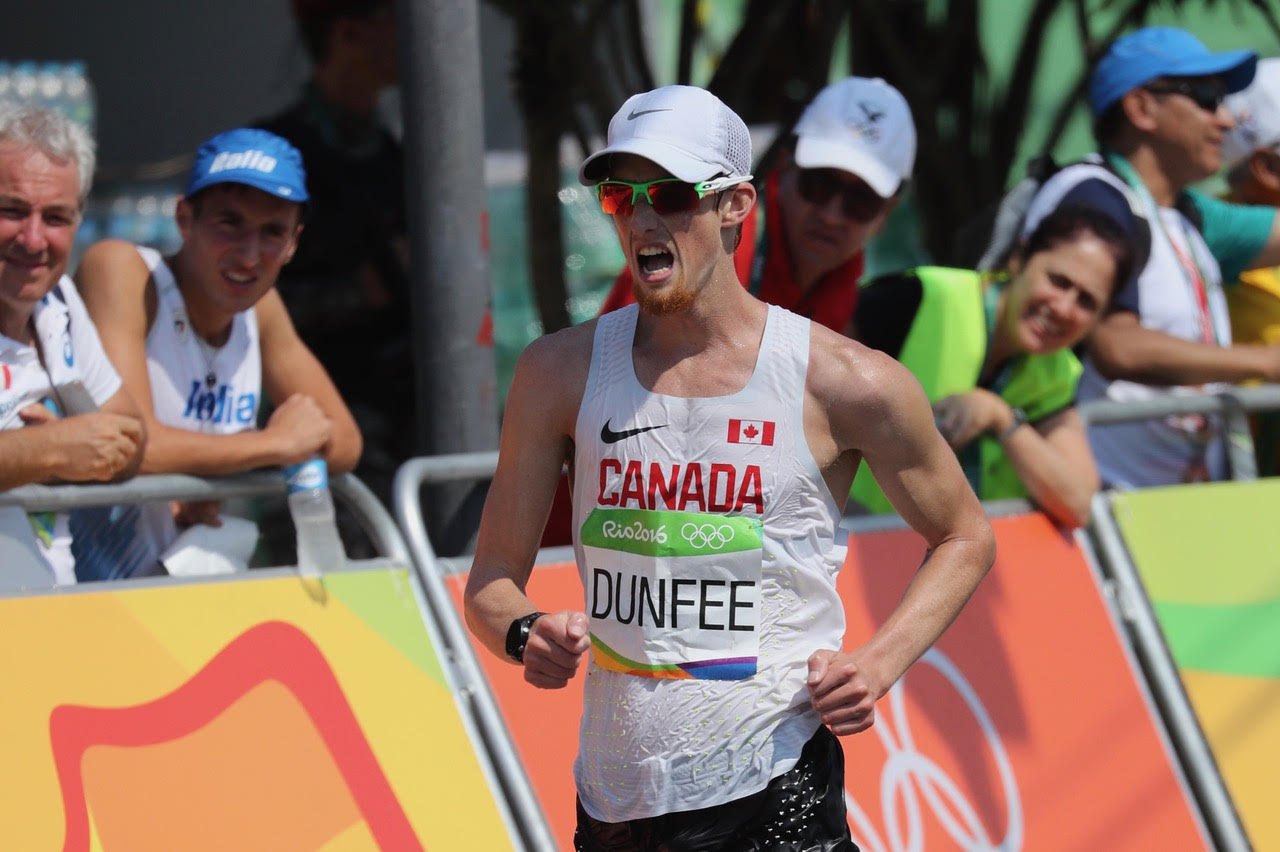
[{"xmin": 728, "ymin": 419, "xmax": 775, "ymax": 445}]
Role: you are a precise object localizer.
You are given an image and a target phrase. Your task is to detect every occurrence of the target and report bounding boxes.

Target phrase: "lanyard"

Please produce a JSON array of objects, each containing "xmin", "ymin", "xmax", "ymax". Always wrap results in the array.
[{"xmin": 1103, "ymin": 151, "xmax": 1220, "ymax": 346}]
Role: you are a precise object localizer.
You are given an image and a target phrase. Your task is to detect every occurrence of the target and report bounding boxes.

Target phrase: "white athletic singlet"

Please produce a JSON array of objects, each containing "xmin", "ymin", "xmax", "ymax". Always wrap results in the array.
[
  {"xmin": 124, "ymin": 246, "xmax": 261, "ymax": 570},
  {"xmin": 571, "ymin": 303, "xmax": 847, "ymax": 823}
]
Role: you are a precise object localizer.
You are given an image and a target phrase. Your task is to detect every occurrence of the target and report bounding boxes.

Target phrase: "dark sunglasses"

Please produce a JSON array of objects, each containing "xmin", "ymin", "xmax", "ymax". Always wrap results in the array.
[
  {"xmin": 595, "ymin": 175, "xmax": 748, "ymax": 216},
  {"xmin": 1143, "ymin": 78, "xmax": 1226, "ymax": 113},
  {"xmin": 795, "ymin": 168, "xmax": 888, "ymax": 223}
]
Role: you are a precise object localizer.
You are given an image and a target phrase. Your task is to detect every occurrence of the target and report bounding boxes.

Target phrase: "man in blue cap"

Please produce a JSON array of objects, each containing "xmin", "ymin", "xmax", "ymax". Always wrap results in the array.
[
  {"xmin": 1022, "ymin": 26, "xmax": 1280, "ymax": 487},
  {"xmin": 73, "ymin": 127, "xmax": 362, "ymax": 578}
]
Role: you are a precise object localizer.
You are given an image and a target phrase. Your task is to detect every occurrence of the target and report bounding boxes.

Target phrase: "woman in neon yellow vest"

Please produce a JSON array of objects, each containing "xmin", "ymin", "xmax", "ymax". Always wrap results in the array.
[{"xmin": 851, "ymin": 205, "xmax": 1136, "ymax": 527}]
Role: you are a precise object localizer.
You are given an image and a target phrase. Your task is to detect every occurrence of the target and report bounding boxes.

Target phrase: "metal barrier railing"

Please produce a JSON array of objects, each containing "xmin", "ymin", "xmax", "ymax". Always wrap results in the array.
[
  {"xmin": 1077, "ymin": 383, "xmax": 1280, "ymax": 482},
  {"xmin": 0, "ymin": 471, "xmax": 410, "ymax": 565},
  {"xmin": 394, "ymin": 458, "xmax": 556, "ymax": 852},
  {"xmin": 1086, "ymin": 493, "xmax": 1250, "ymax": 852}
]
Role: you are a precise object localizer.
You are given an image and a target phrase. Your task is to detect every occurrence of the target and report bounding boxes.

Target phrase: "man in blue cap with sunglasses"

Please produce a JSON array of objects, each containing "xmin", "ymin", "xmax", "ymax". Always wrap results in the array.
[
  {"xmin": 1022, "ymin": 26, "xmax": 1280, "ymax": 488},
  {"xmin": 73, "ymin": 128, "xmax": 362, "ymax": 578},
  {"xmin": 465, "ymin": 85, "xmax": 992, "ymax": 850}
]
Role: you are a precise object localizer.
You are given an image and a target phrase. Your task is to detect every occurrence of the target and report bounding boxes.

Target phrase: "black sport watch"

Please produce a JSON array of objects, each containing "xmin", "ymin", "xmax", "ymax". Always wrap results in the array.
[{"xmin": 505, "ymin": 612, "xmax": 545, "ymax": 663}]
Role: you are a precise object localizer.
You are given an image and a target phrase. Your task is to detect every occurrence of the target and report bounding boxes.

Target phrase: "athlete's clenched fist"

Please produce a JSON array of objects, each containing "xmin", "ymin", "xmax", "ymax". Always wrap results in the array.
[
  {"xmin": 807, "ymin": 648, "xmax": 881, "ymax": 736},
  {"xmin": 523, "ymin": 610, "xmax": 591, "ymax": 689}
]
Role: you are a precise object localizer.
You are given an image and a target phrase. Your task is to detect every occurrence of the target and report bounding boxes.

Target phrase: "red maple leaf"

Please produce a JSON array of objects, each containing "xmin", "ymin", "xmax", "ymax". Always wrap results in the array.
[{"xmin": 743, "ymin": 423, "xmax": 759, "ymax": 439}]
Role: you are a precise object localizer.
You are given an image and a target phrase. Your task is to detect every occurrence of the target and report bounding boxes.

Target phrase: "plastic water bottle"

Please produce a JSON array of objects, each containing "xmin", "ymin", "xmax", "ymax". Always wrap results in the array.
[{"xmin": 284, "ymin": 457, "xmax": 346, "ymax": 584}]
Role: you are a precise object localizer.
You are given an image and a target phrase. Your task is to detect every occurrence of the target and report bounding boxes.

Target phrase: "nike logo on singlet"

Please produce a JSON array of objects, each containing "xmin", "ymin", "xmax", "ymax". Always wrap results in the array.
[{"xmin": 600, "ymin": 420, "xmax": 669, "ymax": 444}]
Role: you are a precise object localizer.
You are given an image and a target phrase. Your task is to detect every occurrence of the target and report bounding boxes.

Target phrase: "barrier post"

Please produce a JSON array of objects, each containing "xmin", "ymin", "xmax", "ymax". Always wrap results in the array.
[
  {"xmin": 1086, "ymin": 492, "xmax": 1251, "ymax": 852},
  {"xmin": 394, "ymin": 457, "xmax": 557, "ymax": 852}
]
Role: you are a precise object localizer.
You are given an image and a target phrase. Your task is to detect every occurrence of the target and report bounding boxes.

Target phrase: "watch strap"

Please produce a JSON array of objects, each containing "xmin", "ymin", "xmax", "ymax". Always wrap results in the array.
[
  {"xmin": 996, "ymin": 406, "xmax": 1028, "ymax": 442},
  {"xmin": 505, "ymin": 611, "xmax": 545, "ymax": 663}
]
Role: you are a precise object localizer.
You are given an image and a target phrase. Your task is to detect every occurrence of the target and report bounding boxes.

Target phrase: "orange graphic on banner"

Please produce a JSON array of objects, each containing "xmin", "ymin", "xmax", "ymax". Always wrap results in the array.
[
  {"xmin": 838, "ymin": 516, "xmax": 1207, "ymax": 851},
  {"xmin": 50, "ymin": 620, "xmax": 423, "ymax": 852}
]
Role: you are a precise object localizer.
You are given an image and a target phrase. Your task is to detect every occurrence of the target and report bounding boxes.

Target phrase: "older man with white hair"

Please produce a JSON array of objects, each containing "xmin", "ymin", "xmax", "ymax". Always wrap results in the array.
[{"xmin": 0, "ymin": 103, "xmax": 145, "ymax": 585}]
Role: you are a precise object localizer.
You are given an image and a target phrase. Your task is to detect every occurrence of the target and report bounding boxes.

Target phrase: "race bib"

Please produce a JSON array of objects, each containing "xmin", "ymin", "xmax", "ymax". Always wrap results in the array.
[{"xmin": 580, "ymin": 507, "xmax": 762, "ymax": 680}]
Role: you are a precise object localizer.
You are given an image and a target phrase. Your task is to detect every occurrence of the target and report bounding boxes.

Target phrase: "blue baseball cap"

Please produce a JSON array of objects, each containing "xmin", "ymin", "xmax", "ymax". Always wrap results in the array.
[
  {"xmin": 185, "ymin": 128, "xmax": 309, "ymax": 202},
  {"xmin": 1089, "ymin": 27, "xmax": 1256, "ymax": 117}
]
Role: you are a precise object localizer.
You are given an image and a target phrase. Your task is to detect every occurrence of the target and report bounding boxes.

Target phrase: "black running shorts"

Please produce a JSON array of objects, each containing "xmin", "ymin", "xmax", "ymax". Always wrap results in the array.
[{"xmin": 574, "ymin": 724, "xmax": 858, "ymax": 852}]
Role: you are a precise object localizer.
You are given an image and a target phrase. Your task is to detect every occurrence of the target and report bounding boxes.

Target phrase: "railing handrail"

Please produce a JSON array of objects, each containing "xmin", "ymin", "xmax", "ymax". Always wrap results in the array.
[
  {"xmin": 1077, "ymin": 383, "xmax": 1280, "ymax": 425},
  {"xmin": 394, "ymin": 457, "xmax": 557, "ymax": 852},
  {"xmin": 0, "ymin": 471, "xmax": 410, "ymax": 564}
]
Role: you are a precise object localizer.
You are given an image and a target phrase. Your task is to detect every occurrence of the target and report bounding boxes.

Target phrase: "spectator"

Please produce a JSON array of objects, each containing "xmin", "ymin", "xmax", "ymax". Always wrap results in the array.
[
  {"xmin": 1222, "ymin": 58, "xmax": 1280, "ymax": 473},
  {"xmin": 0, "ymin": 103, "xmax": 145, "ymax": 585},
  {"xmin": 254, "ymin": 0, "xmax": 408, "ymax": 505},
  {"xmin": 74, "ymin": 128, "xmax": 361, "ymax": 579},
  {"xmin": 1022, "ymin": 26, "xmax": 1280, "ymax": 487},
  {"xmin": 852, "ymin": 206, "xmax": 1135, "ymax": 527},
  {"xmin": 597, "ymin": 76, "xmax": 916, "ymax": 335}
]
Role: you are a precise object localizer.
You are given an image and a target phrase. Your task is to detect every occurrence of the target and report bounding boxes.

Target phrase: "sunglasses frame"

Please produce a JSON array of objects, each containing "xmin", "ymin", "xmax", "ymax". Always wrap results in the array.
[
  {"xmin": 595, "ymin": 175, "xmax": 752, "ymax": 216},
  {"xmin": 794, "ymin": 167, "xmax": 890, "ymax": 223},
  {"xmin": 1142, "ymin": 78, "xmax": 1226, "ymax": 114}
]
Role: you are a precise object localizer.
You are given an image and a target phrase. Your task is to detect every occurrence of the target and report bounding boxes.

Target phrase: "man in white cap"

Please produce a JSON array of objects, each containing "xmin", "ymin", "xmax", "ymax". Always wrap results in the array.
[
  {"xmin": 597, "ymin": 76, "xmax": 915, "ymax": 336},
  {"xmin": 1022, "ymin": 27, "xmax": 1280, "ymax": 487},
  {"xmin": 1221, "ymin": 57, "xmax": 1280, "ymax": 472},
  {"xmin": 464, "ymin": 84, "xmax": 991, "ymax": 849}
]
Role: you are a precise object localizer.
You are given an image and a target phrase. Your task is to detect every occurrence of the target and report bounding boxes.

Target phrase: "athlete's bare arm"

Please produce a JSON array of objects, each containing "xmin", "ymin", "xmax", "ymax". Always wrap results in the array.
[
  {"xmin": 802, "ymin": 327, "xmax": 995, "ymax": 736},
  {"xmin": 257, "ymin": 288, "xmax": 362, "ymax": 473},
  {"xmin": 465, "ymin": 324, "xmax": 595, "ymax": 688},
  {"xmin": 75, "ymin": 240, "xmax": 355, "ymax": 476}
]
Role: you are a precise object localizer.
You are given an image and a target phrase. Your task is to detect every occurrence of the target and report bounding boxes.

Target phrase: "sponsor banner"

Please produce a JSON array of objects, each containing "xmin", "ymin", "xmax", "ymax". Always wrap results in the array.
[
  {"xmin": 0, "ymin": 566, "xmax": 513, "ymax": 851},
  {"xmin": 583, "ymin": 507, "xmax": 762, "ymax": 680},
  {"xmin": 1112, "ymin": 479, "xmax": 1280, "ymax": 850},
  {"xmin": 449, "ymin": 513, "xmax": 1206, "ymax": 851}
]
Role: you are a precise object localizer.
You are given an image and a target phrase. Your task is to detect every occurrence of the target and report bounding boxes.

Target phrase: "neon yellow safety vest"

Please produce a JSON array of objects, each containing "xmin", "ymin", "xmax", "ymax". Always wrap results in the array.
[{"xmin": 850, "ymin": 267, "xmax": 1082, "ymax": 513}]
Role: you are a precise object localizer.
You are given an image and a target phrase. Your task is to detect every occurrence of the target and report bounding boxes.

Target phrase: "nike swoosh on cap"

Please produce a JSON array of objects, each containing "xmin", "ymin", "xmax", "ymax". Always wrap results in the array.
[
  {"xmin": 600, "ymin": 420, "xmax": 669, "ymax": 444},
  {"xmin": 627, "ymin": 108, "xmax": 671, "ymax": 120}
]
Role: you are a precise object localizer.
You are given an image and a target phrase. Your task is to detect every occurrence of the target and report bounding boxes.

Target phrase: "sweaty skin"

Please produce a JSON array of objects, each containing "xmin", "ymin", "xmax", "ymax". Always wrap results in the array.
[{"xmin": 465, "ymin": 154, "xmax": 994, "ymax": 739}]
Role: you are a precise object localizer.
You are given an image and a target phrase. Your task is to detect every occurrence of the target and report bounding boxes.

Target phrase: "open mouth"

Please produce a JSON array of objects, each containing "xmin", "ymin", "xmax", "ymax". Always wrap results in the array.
[
  {"xmin": 223, "ymin": 270, "xmax": 257, "ymax": 289},
  {"xmin": 635, "ymin": 246, "xmax": 674, "ymax": 279},
  {"xmin": 1028, "ymin": 308, "xmax": 1065, "ymax": 342}
]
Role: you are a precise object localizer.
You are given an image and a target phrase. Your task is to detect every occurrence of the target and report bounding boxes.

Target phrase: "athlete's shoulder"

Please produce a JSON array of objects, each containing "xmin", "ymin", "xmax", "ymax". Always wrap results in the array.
[
  {"xmin": 76, "ymin": 239, "xmax": 149, "ymax": 290},
  {"xmin": 74, "ymin": 239, "xmax": 155, "ymax": 327},
  {"xmin": 808, "ymin": 320, "xmax": 905, "ymax": 390},
  {"xmin": 809, "ymin": 320, "xmax": 924, "ymax": 416},
  {"xmin": 522, "ymin": 318, "xmax": 597, "ymax": 363},
  {"xmin": 513, "ymin": 320, "xmax": 597, "ymax": 390}
]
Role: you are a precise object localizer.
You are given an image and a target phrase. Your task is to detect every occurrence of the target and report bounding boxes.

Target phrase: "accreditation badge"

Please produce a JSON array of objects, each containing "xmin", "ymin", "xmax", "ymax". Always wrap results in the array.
[{"xmin": 579, "ymin": 507, "xmax": 763, "ymax": 680}]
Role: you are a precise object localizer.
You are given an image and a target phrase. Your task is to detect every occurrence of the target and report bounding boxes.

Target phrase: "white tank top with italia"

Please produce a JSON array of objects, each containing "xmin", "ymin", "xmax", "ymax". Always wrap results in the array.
[
  {"xmin": 572, "ymin": 303, "xmax": 847, "ymax": 822},
  {"xmin": 138, "ymin": 245, "xmax": 261, "ymax": 559}
]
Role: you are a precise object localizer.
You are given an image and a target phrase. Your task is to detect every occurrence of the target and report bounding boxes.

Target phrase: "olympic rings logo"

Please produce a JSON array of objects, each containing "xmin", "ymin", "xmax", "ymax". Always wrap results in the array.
[
  {"xmin": 680, "ymin": 522, "xmax": 736, "ymax": 550},
  {"xmin": 845, "ymin": 648, "xmax": 1024, "ymax": 852}
]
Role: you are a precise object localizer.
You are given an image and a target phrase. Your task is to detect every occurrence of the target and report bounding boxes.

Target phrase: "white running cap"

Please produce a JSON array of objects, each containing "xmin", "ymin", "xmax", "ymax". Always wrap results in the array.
[
  {"xmin": 793, "ymin": 76, "xmax": 917, "ymax": 198},
  {"xmin": 579, "ymin": 85, "xmax": 753, "ymax": 185}
]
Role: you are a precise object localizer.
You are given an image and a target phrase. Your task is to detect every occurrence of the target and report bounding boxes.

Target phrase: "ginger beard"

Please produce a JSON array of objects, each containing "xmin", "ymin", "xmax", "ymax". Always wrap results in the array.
[{"xmin": 632, "ymin": 275, "xmax": 695, "ymax": 315}]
